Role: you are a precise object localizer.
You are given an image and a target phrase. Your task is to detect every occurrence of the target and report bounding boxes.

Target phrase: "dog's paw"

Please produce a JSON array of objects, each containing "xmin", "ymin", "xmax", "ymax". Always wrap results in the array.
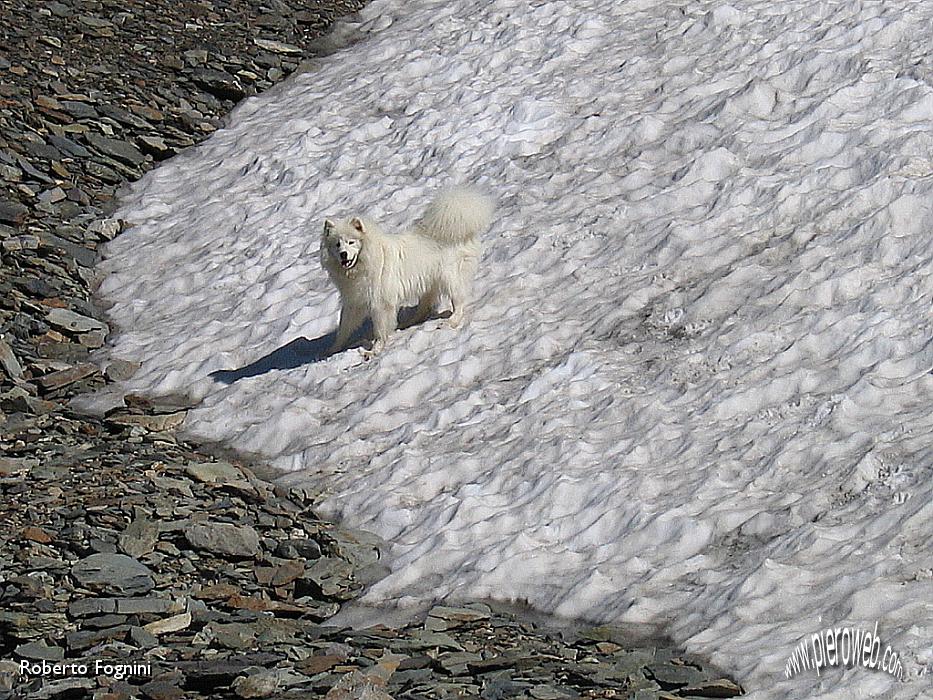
[
  {"xmin": 447, "ymin": 312, "xmax": 464, "ymax": 329},
  {"xmin": 360, "ymin": 339, "xmax": 385, "ymax": 360}
]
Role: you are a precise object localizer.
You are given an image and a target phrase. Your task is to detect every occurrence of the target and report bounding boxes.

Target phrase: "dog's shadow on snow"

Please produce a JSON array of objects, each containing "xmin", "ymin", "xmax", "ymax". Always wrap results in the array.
[
  {"xmin": 209, "ymin": 310, "xmax": 436, "ymax": 385},
  {"xmin": 209, "ymin": 334, "xmax": 338, "ymax": 385}
]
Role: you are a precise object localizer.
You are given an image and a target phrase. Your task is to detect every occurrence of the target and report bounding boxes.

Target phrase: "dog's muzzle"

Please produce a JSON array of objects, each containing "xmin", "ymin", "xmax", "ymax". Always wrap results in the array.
[{"xmin": 340, "ymin": 254, "xmax": 357, "ymax": 270}]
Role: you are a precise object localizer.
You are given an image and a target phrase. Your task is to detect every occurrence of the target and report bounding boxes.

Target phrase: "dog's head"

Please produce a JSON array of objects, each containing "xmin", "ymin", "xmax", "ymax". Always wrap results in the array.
[{"xmin": 322, "ymin": 217, "xmax": 366, "ymax": 271}]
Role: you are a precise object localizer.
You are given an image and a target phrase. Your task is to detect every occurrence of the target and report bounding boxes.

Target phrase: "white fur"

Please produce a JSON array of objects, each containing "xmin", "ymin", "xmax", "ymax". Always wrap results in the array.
[{"xmin": 321, "ymin": 187, "xmax": 494, "ymax": 356}]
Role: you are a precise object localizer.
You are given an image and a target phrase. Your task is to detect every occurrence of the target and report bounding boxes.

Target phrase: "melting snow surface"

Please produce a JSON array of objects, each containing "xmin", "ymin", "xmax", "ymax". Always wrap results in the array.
[{"xmin": 95, "ymin": 0, "xmax": 933, "ymax": 696}]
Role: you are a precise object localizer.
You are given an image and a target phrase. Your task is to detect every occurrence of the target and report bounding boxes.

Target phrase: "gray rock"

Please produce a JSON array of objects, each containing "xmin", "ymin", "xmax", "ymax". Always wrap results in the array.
[
  {"xmin": 435, "ymin": 651, "xmax": 483, "ymax": 675},
  {"xmin": 528, "ymin": 685, "xmax": 576, "ymax": 700},
  {"xmin": 185, "ymin": 521, "xmax": 261, "ymax": 558},
  {"xmin": 328, "ymin": 527, "xmax": 384, "ymax": 570},
  {"xmin": 175, "ymin": 654, "xmax": 284, "ymax": 685},
  {"xmin": 0, "ymin": 337, "xmax": 24, "ymax": 380},
  {"xmin": 0, "ymin": 163, "xmax": 21, "ymax": 181},
  {"xmin": 61, "ymin": 100, "xmax": 99, "ymax": 119},
  {"xmin": 324, "ymin": 669, "xmax": 395, "ymax": 700},
  {"xmin": 119, "ymin": 516, "xmax": 160, "ymax": 557},
  {"xmin": 31, "ymin": 678, "xmax": 96, "ymax": 699},
  {"xmin": 68, "ymin": 598, "xmax": 117, "ymax": 617},
  {"xmin": 116, "ymin": 597, "xmax": 176, "ymax": 615},
  {"xmin": 81, "ymin": 613, "xmax": 127, "ymax": 629},
  {"xmin": 646, "ymin": 660, "xmax": 708, "ymax": 687},
  {"xmin": 36, "ymin": 363, "xmax": 100, "ymax": 391},
  {"xmin": 106, "ymin": 411, "xmax": 187, "ymax": 432},
  {"xmin": 87, "ymin": 218, "xmax": 123, "ymax": 240},
  {"xmin": 65, "ymin": 625, "xmax": 130, "ymax": 650},
  {"xmin": 184, "ymin": 49, "xmax": 209, "ymax": 65},
  {"xmin": 39, "ymin": 187, "xmax": 67, "ymax": 204},
  {"xmin": 129, "ymin": 625, "xmax": 159, "ymax": 649},
  {"xmin": 0, "ymin": 199, "xmax": 28, "ymax": 225},
  {"xmin": 0, "ymin": 457, "xmax": 36, "ymax": 476},
  {"xmin": 71, "ymin": 553, "xmax": 155, "ymax": 595},
  {"xmin": 300, "ymin": 556, "xmax": 355, "ymax": 599},
  {"xmin": 232, "ymin": 668, "xmax": 309, "ymax": 698},
  {"xmin": 191, "ymin": 68, "xmax": 247, "ymax": 101},
  {"xmin": 2, "ymin": 235, "xmax": 39, "ymax": 251},
  {"xmin": 139, "ymin": 135, "xmax": 174, "ymax": 159},
  {"xmin": 105, "ymin": 358, "xmax": 142, "ymax": 381},
  {"xmin": 85, "ymin": 133, "xmax": 147, "ymax": 166},
  {"xmin": 480, "ymin": 678, "xmax": 533, "ymax": 700},
  {"xmin": 98, "ymin": 104, "xmax": 152, "ymax": 129},
  {"xmin": 143, "ymin": 611, "xmax": 192, "ymax": 636},
  {"xmin": 274, "ymin": 538, "xmax": 322, "ymax": 560},
  {"xmin": 392, "ymin": 630, "xmax": 464, "ymax": 653},
  {"xmin": 253, "ymin": 38, "xmax": 303, "ymax": 54},
  {"xmin": 85, "ymin": 160, "xmax": 122, "ymax": 183},
  {"xmin": 78, "ymin": 329, "xmax": 107, "ymax": 348},
  {"xmin": 426, "ymin": 605, "xmax": 491, "ymax": 631},
  {"xmin": 46, "ymin": 1, "xmax": 72, "ymax": 17},
  {"xmin": 185, "ymin": 460, "xmax": 245, "ymax": 485},
  {"xmin": 38, "ymin": 231, "xmax": 97, "ymax": 267},
  {"xmin": 0, "ymin": 612, "xmax": 69, "ymax": 640},
  {"xmin": 48, "ymin": 135, "xmax": 91, "ymax": 158},
  {"xmin": 680, "ymin": 678, "xmax": 744, "ymax": 697},
  {"xmin": 208, "ymin": 622, "xmax": 257, "ymax": 650},
  {"xmin": 78, "ymin": 14, "xmax": 114, "ymax": 29},
  {"xmin": 45, "ymin": 307, "xmax": 107, "ymax": 333},
  {"xmin": 138, "ymin": 679, "xmax": 185, "ymax": 700},
  {"xmin": 13, "ymin": 641, "xmax": 65, "ymax": 661}
]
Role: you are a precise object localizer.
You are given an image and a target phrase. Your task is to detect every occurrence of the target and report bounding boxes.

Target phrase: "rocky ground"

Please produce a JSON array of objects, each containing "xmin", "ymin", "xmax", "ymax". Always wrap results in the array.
[{"xmin": 0, "ymin": 1, "xmax": 745, "ymax": 698}]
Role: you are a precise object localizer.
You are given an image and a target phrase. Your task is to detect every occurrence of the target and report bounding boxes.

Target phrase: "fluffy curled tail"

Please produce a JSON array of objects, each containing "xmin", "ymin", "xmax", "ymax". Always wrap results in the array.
[{"xmin": 416, "ymin": 186, "xmax": 494, "ymax": 243}]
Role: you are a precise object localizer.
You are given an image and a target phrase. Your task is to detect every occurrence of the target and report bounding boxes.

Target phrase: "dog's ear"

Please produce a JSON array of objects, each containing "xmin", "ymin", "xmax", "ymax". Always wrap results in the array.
[
  {"xmin": 350, "ymin": 217, "xmax": 366, "ymax": 234},
  {"xmin": 323, "ymin": 219, "xmax": 335, "ymax": 235}
]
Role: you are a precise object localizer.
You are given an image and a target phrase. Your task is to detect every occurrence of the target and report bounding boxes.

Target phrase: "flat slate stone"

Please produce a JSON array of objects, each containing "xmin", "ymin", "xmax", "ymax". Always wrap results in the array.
[
  {"xmin": 45, "ymin": 307, "xmax": 107, "ymax": 333},
  {"xmin": 185, "ymin": 521, "xmax": 261, "ymax": 558},
  {"xmin": 185, "ymin": 461, "xmax": 245, "ymax": 485},
  {"xmin": 647, "ymin": 661, "xmax": 709, "ymax": 687},
  {"xmin": 85, "ymin": 133, "xmax": 147, "ymax": 166},
  {"xmin": 175, "ymin": 653, "xmax": 284, "ymax": 684},
  {"xmin": 14, "ymin": 641, "xmax": 65, "ymax": 661},
  {"xmin": 0, "ymin": 338, "xmax": 24, "ymax": 379},
  {"xmin": 253, "ymin": 38, "xmax": 303, "ymax": 54},
  {"xmin": 36, "ymin": 363, "xmax": 100, "ymax": 391},
  {"xmin": 70, "ymin": 553, "xmax": 155, "ymax": 595},
  {"xmin": 48, "ymin": 135, "xmax": 91, "ymax": 158},
  {"xmin": 119, "ymin": 516, "xmax": 161, "ymax": 557},
  {"xmin": 680, "ymin": 678, "xmax": 744, "ymax": 697},
  {"xmin": 68, "ymin": 598, "xmax": 117, "ymax": 617},
  {"xmin": 191, "ymin": 68, "xmax": 247, "ymax": 101},
  {"xmin": 106, "ymin": 411, "xmax": 187, "ymax": 432},
  {"xmin": 31, "ymin": 678, "xmax": 96, "ymax": 699},
  {"xmin": 0, "ymin": 199, "xmax": 28, "ymax": 225},
  {"xmin": 143, "ymin": 611, "xmax": 192, "ymax": 636}
]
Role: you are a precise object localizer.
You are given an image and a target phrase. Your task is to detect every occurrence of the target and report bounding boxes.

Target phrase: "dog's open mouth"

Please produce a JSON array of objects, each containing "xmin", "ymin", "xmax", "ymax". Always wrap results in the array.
[{"xmin": 341, "ymin": 257, "xmax": 357, "ymax": 270}]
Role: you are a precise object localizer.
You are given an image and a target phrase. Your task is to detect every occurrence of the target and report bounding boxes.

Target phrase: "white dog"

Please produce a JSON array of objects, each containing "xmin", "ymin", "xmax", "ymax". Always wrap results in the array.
[{"xmin": 321, "ymin": 187, "xmax": 494, "ymax": 356}]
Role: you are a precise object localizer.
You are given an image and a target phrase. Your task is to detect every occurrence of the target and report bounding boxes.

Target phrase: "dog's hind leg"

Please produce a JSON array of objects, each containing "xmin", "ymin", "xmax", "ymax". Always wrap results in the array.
[
  {"xmin": 332, "ymin": 303, "xmax": 366, "ymax": 353},
  {"xmin": 446, "ymin": 280, "xmax": 470, "ymax": 328}
]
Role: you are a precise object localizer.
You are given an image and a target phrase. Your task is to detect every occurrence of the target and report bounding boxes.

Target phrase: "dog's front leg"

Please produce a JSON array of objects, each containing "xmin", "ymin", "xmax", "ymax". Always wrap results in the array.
[
  {"xmin": 332, "ymin": 303, "xmax": 365, "ymax": 353},
  {"xmin": 365, "ymin": 303, "xmax": 396, "ymax": 358}
]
